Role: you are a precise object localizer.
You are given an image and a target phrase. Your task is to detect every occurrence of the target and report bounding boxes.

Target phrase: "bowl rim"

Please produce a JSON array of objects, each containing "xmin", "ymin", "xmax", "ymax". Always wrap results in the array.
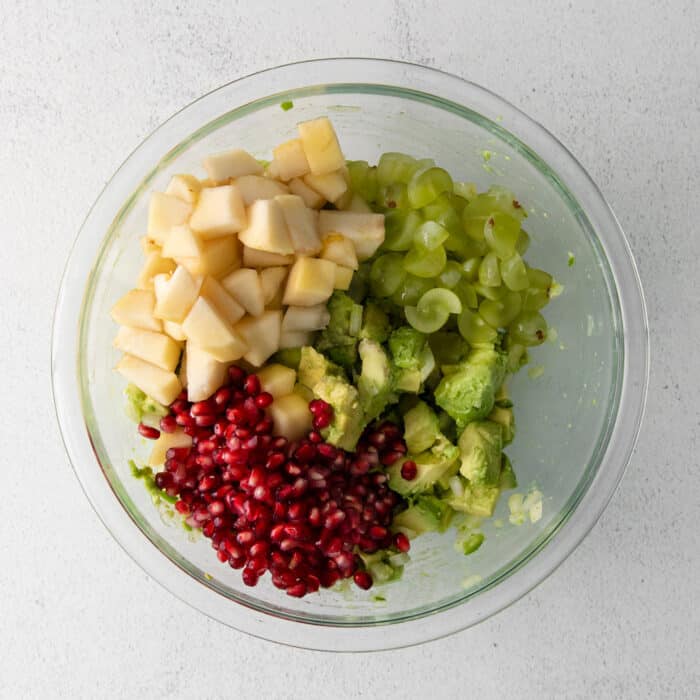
[{"xmin": 51, "ymin": 57, "xmax": 649, "ymax": 651}]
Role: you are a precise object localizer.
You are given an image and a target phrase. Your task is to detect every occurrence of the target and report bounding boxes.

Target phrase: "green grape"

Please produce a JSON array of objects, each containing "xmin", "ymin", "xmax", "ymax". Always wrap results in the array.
[
  {"xmin": 463, "ymin": 214, "xmax": 488, "ymax": 241},
  {"xmin": 478, "ymin": 291, "xmax": 522, "ymax": 328},
  {"xmin": 384, "ymin": 209, "xmax": 422, "ymax": 252},
  {"xmin": 453, "ymin": 181, "xmax": 477, "ymax": 201},
  {"xmin": 458, "ymin": 308, "xmax": 498, "ymax": 344},
  {"xmin": 484, "ymin": 212, "xmax": 520, "ymax": 259},
  {"xmin": 509, "ymin": 311, "xmax": 548, "ymax": 346},
  {"xmin": 377, "ymin": 182, "xmax": 409, "ymax": 210},
  {"xmin": 521, "ymin": 287, "xmax": 549, "ymax": 311},
  {"xmin": 462, "ymin": 186, "xmax": 526, "ymax": 221},
  {"xmin": 449, "ymin": 193, "xmax": 469, "ymax": 213},
  {"xmin": 407, "ymin": 167, "xmax": 453, "ymax": 209},
  {"xmin": 377, "ymin": 152, "xmax": 421, "ymax": 187},
  {"xmin": 392, "ymin": 274, "xmax": 435, "ymax": 306},
  {"xmin": 479, "ymin": 252, "xmax": 502, "ymax": 287},
  {"xmin": 500, "ymin": 252, "xmax": 529, "ymax": 291},
  {"xmin": 404, "ymin": 244, "xmax": 447, "ymax": 278},
  {"xmin": 452, "ymin": 279, "xmax": 479, "ymax": 309},
  {"xmin": 414, "ymin": 220, "xmax": 449, "ymax": 250},
  {"xmin": 526, "ymin": 266, "xmax": 553, "ymax": 290},
  {"xmin": 405, "ymin": 305, "xmax": 449, "ymax": 334},
  {"xmin": 445, "ymin": 231, "xmax": 487, "ymax": 258},
  {"xmin": 346, "ymin": 160, "xmax": 378, "ymax": 202},
  {"xmin": 422, "ymin": 193, "xmax": 452, "ymax": 220},
  {"xmin": 370, "ymin": 253, "xmax": 406, "ymax": 296},
  {"xmin": 417, "ymin": 288, "xmax": 462, "ymax": 316},
  {"xmin": 460, "ymin": 257, "xmax": 482, "ymax": 281},
  {"xmin": 473, "ymin": 282, "xmax": 506, "ymax": 301},
  {"xmin": 516, "ymin": 229, "xmax": 531, "ymax": 255},
  {"xmin": 438, "ymin": 261, "xmax": 463, "ymax": 288}
]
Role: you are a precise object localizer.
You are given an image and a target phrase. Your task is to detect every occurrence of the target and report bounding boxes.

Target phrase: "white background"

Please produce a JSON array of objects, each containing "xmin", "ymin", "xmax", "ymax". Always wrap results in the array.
[{"xmin": 2, "ymin": 1, "xmax": 698, "ymax": 697}]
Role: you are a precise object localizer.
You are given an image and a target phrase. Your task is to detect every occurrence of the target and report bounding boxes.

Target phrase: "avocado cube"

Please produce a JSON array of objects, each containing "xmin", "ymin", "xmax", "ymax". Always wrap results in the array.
[
  {"xmin": 458, "ymin": 421, "xmax": 503, "ymax": 486},
  {"xmin": 359, "ymin": 302, "xmax": 390, "ymax": 343},
  {"xmin": 388, "ymin": 326, "xmax": 426, "ymax": 370},
  {"xmin": 499, "ymin": 454, "xmax": 518, "ymax": 490},
  {"xmin": 488, "ymin": 404, "xmax": 515, "ymax": 445},
  {"xmin": 447, "ymin": 482, "xmax": 501, "ymax": 517},
  {"xmin": 357, "ymin": 339, "xmax": 396, "ymax": 421},
  {"xmin": 403, "ymin": 401, "xmax": 440, "ymax": 454}
]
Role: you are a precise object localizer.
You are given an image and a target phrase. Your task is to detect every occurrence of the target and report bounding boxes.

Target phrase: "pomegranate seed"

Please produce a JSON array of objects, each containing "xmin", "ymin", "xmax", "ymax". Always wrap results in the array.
[
  {"xmin": 174, "ymin": 500, "xmax": 189, "ymax": 514},
  {"xmin": 214, "ymin": 387, "xmax": 231, "ymax": 406},
  {"xmin": 265, "ymin": 452, "xmax": 285, "ymax": 470},
  {"xmin": 294, "ymin": 443, "xmax": 316, "ymax": 463},
  {"xmin": 313, "ymin": 414, "xmax": 331, "ymax": 429},
  {"xmin": 381, "ymin": 451, "xmax": 402, "ymax": 466},
  {"xmin": 353, "ymin": 570, "xmax": 373, "ymax": 590},
  {"xmin": 137, "ymin": 423, "xmax": 160, "ymax": 439},
  {"xmin": 324, "ymin": 510, "xmax": 346, "ymax": 530},
  {"xmin": 255, "ymin": 392, "xmax": 273, "ymax": 408},
  {"xmin": 159, "ymin": 415, "xmax": 178, "ymax": 433},
  {"xmin": 241, "ymin": 568, "xmax": 259, "ymax": 586},
  {"xmin": 394, "ymin": 532, "xmax": 410, "ymax": 553},
  {"xmin": 255, "ymin": 418, "xmax": 273, "ymax": 435},
  {"xmin": 308, "ymin": 430, "xmax": 323, "ymax": 444},
  {"xmin": 244, "ymin": 375, "xmax": 260, "ymax": 395},
  {"xmin": 198, "ymin": 475, "xmax": 219, "ymax": 492},
  {"xmin": 286, "ymin": 582, "xmax": 307, "ymax": 597},
  {"xmin": 191, "ymin": 400, "xmax": 214, "ymax": 416},
  {"xmin": 400, "ymin": 460, "xmax": 417, "ymax": 480},
  {"xmin": 321, "ymin": 569, "xmax": 340, "ymax": 588},
  {"xmin": 369, "ymin": 525, "xmax": 388, "ymax": 540}
]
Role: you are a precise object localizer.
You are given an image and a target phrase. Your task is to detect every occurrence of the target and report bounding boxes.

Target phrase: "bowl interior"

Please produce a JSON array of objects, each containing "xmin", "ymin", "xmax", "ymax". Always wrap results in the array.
[{"xmin": 79, "ymin": 84, "xmax": 621, "ymax": 625}]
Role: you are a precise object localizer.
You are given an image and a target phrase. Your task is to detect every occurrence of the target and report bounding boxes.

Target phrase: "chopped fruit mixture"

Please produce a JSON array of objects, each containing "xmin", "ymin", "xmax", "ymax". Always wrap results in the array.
[{"xmin": 113, "ymin": 117, "xmax": 560, "ymax": 596}]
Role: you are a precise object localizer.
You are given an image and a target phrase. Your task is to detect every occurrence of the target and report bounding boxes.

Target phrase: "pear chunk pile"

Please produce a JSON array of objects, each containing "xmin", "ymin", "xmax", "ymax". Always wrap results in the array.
[{"xmin": 112, "ymin": 117, "xmax": 385, "ymax": 405}]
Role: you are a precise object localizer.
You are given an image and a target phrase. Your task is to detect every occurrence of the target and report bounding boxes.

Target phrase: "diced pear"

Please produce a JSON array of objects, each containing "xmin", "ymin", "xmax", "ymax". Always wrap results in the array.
[
  {"xmin": 255, "ymin": 363, "xmax": 296, "ymax": 398},
  {"xmin": 147, "ymin": 192, "xmax": 192, "ymax": 245},
  {"xmin": 334, "ymin": 265, "xmax": 354, "ymax": 290},
  {"xmin": 148, "ymin": 428, "xmax": 192, "ymax": 468},
  {"xmin": 288, "ymin": 178, "xmax": 325, "ymax": 209},
  {"xmin": 111, "ymin": 289, "xmax": 162, "ymax": 332},
  {"xmin": 303, "ymin": 171, "xmax": 348, "ymax": 203},
  {"xmin": 318, "ymin": 211, "xmax": 385, "ymax": 261},
  {"xmin": 234, "ymin": 175, "xmax": 289, "ymax": 206},
  {"xmin": 236, "ymin": 310, "xmax": 282, "ymax": 366},
  {"xmin": 320, "ymin": 233, "xmax": 359, "ymax": 270},
  {"xmin": 189, "ymin": 185, "xmax": 246, "ymax": 238},
  {"xmin": 116, "ymin": 354, "xmax": 182, "ymax": 407},
  {"xmin": 114, "ymin": 326, "xmax": 181, "ymax": 372},
  {"xmin": 137, "ymin": 251, "xmax": 176, "ymax": 289},
  {"xmin": 272, "ymin": 138, "xmax": 310, "ymax": 181},
  {"xmin": 268, "ymin": 393, "xmax": 313, "ymax": 441},
  {"xmin": 282, "ymin": 305, "xmax": 330, "ymax": 333},
  {"xmin": 140, "ymin": 237, "xmax": 161, "ymax": 255},
  {"xmin": 282, "ymin": 257, "xmax": 336, "ymax": 306},
  {"xmin": 162, "ymin": 225, "xmax": 203, "ymax": 259},
  {"xmin": 163, "ymin": 320, "xmax": 187, "ymax": 342},
  {"xmin": 297, "ymin": 117, "xmax": 345, "ymax": 175},
  {"xmin": 259, "ymin": 267, "xmax": 288, "ymax": 308},
  {"xmin": 345, "ymin": 194, "xmax": 372, "ymax": 213},
  {"xmin": 265, "ymin": 160, "xmax": 281, "ymax": 180},
  {"xmin": 186, "ymin": 342, "xmax": 230, "ymax": 402},
  {"xmin": 242, "ymin": 246, "xmax": 294, "ymax": 268},
  {"xmin": 203, "ymin": 149, "xmax": 263, "ymax": 182},
  {"xmin": 165, "ymin": 174, "xmax": 202, "ymax": 204},
  {"xmin": 238, "ymin": 199, "xmax": 294, "ymax": 255},
  {"xmin": 279, "ymin": 330, "xmax": 313, "ymax": 349},
  {"xmin": 176, "ymin": 236, "xmax": 240, "ymax": 279},
  {"xmin": 221, "ymin": 268, "xmax": 265, "ymax": 317},
  {"xmin": 274, "ymin": 194, "xmax": 321, "ymax": 255},
  {"xmin": 181, "ymin": 297, "xmax": 248, "ymax": 362},
  {"xmin": 200, "ymin": 276, "xmax": 245, "ymax": 325},
  {"xmin": 153, "ymin": 266, "xmax": 202, "ymax": 323}
]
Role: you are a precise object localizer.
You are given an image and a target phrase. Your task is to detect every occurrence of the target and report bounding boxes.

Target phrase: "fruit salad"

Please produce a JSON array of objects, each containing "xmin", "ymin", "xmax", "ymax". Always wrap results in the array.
[{"xmin": 111, "ymin": 116, "xmax": 558, "ymax": 597}]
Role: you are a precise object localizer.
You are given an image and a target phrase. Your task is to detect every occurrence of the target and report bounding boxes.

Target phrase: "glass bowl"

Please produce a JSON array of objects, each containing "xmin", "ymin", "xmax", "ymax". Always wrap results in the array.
[{"xmin": 52, "ymin": 58, "xmax": 648, "ymax": 651}]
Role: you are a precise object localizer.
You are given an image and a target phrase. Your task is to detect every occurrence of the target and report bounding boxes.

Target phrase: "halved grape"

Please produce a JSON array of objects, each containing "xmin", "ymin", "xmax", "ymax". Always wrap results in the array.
[
  {"xmin": 449, "ymin": 193, "xmax": 469, "ymax": 213},
  {"xmin": 526, "ymin": 266, "xmax": 553, "ymax": 290},
  {"xmin": 516, "ymin": 229, "xmax": 531, "ymax": 255},
  {"xmin": 463, "ymin": 214, "xmax": 488, "ymax": 241},
  {"xmin": 407, "ymin": 167, "xmax": 453, "ymax": 208},
  {"xmin": 377, "ymin": 182, "xmax": 409, "ymax": 210},
  {"xmin": 445, "ymin": 231, "xmax": 487, "ymax": 258},
  {"xmin": 509, "ymin": 311, "xmax": 548, "ymax": 346},
  {"xmin": 461, "ymin": 186, "xmax": 527, "ymax": 222},
  {"xmin": 417, "ymin": 288, "xmax": 462, "ymax": 316},
  {"xmin": 346, "ymin": 160, "xmax": 378, "ymax": 202},
  {"xmin": 473, "ymin": 282, "xmax": 506, "ymax": 301},
  {"xmin": 478, "ymin": 252, "xmax": 502, "ymax": 287},
  {"xmin": 458, "ymin": 309, "xmax": 498, "ymax": 344},
  {"xmin": 404, "ymin": 244, "xmax": 446, "ymax": 278},
  {"xmin": 438, "ymin": 261, "xmax": 463, "ymax": 288},
  {"xmin": 377, "ymin": 152, "xmax": 421, "ymax": 187},
  {"xmin": 422, "ymin": 193, "xmax": 452, "ymax": 220},
  {"xmin": 384, "ymin": 209, "xmax": 422, "ymax": 252},
  {"xmin": 392, "ymin": 274, "xmax": 435, "ymax": 306},
  {"xmin": 370, "ymin": 253, "xmax": 406, "ymax": 297},
  {"xmin": 478, "ymin": 291, "xmax": 522, "ymax": 328},
  {"xmin": 460, "ymin": 257, "xmax": 482, "ymax": 281},
  {"xmin": 452, "ymin": 279, "xmax": 479, "ymax": 309},
  {"xmin": 453, "ymin": 181, "xmax": 477, "ymax": 201},
  {"xmin": 521, "ymin": 287, "xmax": 549, "ymax": 311},
  {"xmin": 414, "ymin": 221, "xmax": 449, "ymax": 250},
  {"xmin": 405, "ymin": 305, "xmax": 450, "ymax": 334},
  {"xmin": 484, "ymin": 212, "xmax": 520, "ymax": 259},
  {"xmin": 500, "ymin": 252, "xmax": 529, "ymax": 291}
]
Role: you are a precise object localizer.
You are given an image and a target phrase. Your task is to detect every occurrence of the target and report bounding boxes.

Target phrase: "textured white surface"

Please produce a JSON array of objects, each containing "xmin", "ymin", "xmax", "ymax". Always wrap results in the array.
[{"xmin": 2, "ymin": 1, "xmax": 698, "ymax": 697}]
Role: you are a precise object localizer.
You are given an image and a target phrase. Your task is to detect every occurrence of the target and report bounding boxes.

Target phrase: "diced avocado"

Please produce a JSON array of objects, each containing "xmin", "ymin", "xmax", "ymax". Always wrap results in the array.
[
  {"xmin": 437, "ymin": 410, "xmax": 457, "ymax": 443},
  {"xmin": 393, "ymin": 495, "xmax": 452, "ymax": 534},
  {"xmin": 428, "ymin": 331, "xmax": 470, "ymax": 366},
  {"xmin": 358, "ymin": 550, "xmax": 404, "ymax": 583},
  {"xmin": 403, "ymin": 401, "xmax": 440, "ymax": 453},
  {"xmin": 394, "ymin": 368, "xmax": 421, "ymax": 393},
  {"xmin": 316, "ymin": 291, "xmax": 361, "ymax": 370},
  {"xmin": 434, "ymin": 347, "xmax": 507, "ymax": 430},
  {"xmin": 347, "ymin": 261, "xmax": 371, "ymax": 303},
  {"xmin": 313, "ymin": 374, "xmax": 364, "ymax": 451},
  {"xmin": 271, "ymin": 347, "xmax": 302, "ymax": 370},
  {"xmin": 458, "ymin": 420, "xmax": 503, "ymax": 486},
  {"xmin": 488, "ymin": 404, "xmax": 515, "ymax": 444},
  {"xmin": 461, "ymin": 532, "xmax": 485, "ymax": 555},
  {"xmin": 447, "ymin": 481, "xmax": 501, "ymax": 517},
  {"xmin": 388, "ymin": 326, "xmax": 426, "ymax": 370},
  {"xmin": 326, "ymin": 344, "xmax": 358, "ymax": 369},
  {"xmin": 418, "ymin": 345, "xmax": 436, "ymax": 382},
  {"xmin": 298, "ymin": 347, "xmax": 342, "ymax": 390},
  {"xmin": 357, "ymin": 339, "xmax": 396, "ymax": 421},
  {"xmin": 359, "ymin": 302, "xmax": 390, "ymax": 343},
  {"xmin": 125, "ymin": 383, "xmax": 168, "ymax": 423},
  {"xmin": 499, "ymin": 453, "xmax": 518, "ymax": 490}
]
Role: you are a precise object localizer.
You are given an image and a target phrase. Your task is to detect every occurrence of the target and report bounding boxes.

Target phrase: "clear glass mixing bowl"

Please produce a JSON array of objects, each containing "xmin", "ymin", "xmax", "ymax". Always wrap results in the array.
[{"xmin": 52, "ymin": 59, "xmax": 648, "ymax": 651}]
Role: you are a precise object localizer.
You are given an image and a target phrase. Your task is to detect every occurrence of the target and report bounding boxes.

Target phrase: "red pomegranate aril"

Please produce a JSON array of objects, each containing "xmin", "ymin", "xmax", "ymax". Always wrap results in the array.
[
  {"xmin": 175, "ymin": 412, "xmax": 195, "ymax": 427},
  {"xmin": 254, "ymin": 391, "xmax": 273, "ymax": 409},
  {"xmin": 265, "ymin": 452, "xmax": 285, "ymax": 470},
  {"xmin": 308, "ymin": 430, "xmax": 323, "ymax": 444},
  {"xmin": 381, "ymin": 451, "xmax": 402, "ymax": 466},
  {"xmin": 287, "ymin": 502, "xmax": 306, "ymax": 521},
  {"xmin": 253, "ymin": 485, "xmax": 271, "ymax": 502},
  {"xmin": 284, "ymin": 461, "xmax": 302, "ymax": 477},
  {"xmin": 244, "ymin": 374, "xmax": 261, "ymax": 395},
  {"xmin": 368, "ymin": 525, "xmax": 388, "ymax": 540},
  {"xmin": 174, "ymin": 500, "xmax": 189, "ymax": 514},
  {"xmin": 320, "ymin": 569, "xmax": 340, "ymax": 588},
  {"xmin": 400, "ymin": 460, "xmax": 418, "ymax": 481},
  {"xmin": 191, "ymin": 400, "xmax": 214, "ymax": 416},
  {"xmin": 317, "ymin": 443, "xmax": 337, "ymax": 460},
  {"xmin": 286, "ymin": 582, "xmax": 307, "ymax": 597},
  {"xmin": 236, "ymin": 529, "xmax": 255, "ymax": 546},
  {"xmin": 308, "ymin": 507, "xmax": 322, "ymax": 527},
  {"xmin": 353, "ymin": 570, "xmax": 373, "ymax": 590},
  {"xmin": 197, "ymin": 439, "xmax": 217, "ymax": 454},
  {"xmin": 393, "ymin": 532, "xmax": 411, "ymax": 553},
  {"xmin": 137, "ymin": 423, "xmax": 160, "ymax": 439},
  {"xmin": 291, "ymin": 478, "xmax": 308, "ymax": 497},
  {"xmin": 154, "ymin": 471, "xmax": 172, "ymax": 490},
  {"xmin": 270, "ymin": 523, "xmax": 286, "ymax": 542},
  {"xmin": 194, "ymin": 414, "xmax": 216, "ymax": 427},
  {"xmin": 198, "ymin": 475, "xmax": 219, "ymax": 492},
  {"xmin": 255, "ymin": 418, "xmax": 273, "ymax": 435},
  {"xmin": 324, "ymin": 510, "xmax": 346, "ymax": 530},
  {"xmin": 208, "ymin": 500, "xmax": 225, "ymax": 516},
  {"xmin": 202, "ymin": 521, "xmax": 215, "ymax": 538},
  {"xmin": 313, "ymin": 414, "xmax": 331, "ymax": 429},
  {"xmin": 159, "ymin": 415, "xmax": 178, "ymax": 433},
  {"xmin": 229, "ymin": 556, "xmax": 245, "ymax": 570},
  {"xmin": 214, "ymin": 386, "xmax": 232, "ymax": 406},
  {"xmin": 241, "ymin": 568, "xmax": 259, "ymax": 587},
  {"xmin": 294, "ymin": 443, "xmax": 316, "ymax": 463}
]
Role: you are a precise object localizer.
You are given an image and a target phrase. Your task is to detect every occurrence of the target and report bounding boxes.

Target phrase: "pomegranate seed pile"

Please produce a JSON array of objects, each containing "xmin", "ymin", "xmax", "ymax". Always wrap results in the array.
[{"xmin": 138, "ymin": 366, "xmax": 410, "ymax": 597}]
